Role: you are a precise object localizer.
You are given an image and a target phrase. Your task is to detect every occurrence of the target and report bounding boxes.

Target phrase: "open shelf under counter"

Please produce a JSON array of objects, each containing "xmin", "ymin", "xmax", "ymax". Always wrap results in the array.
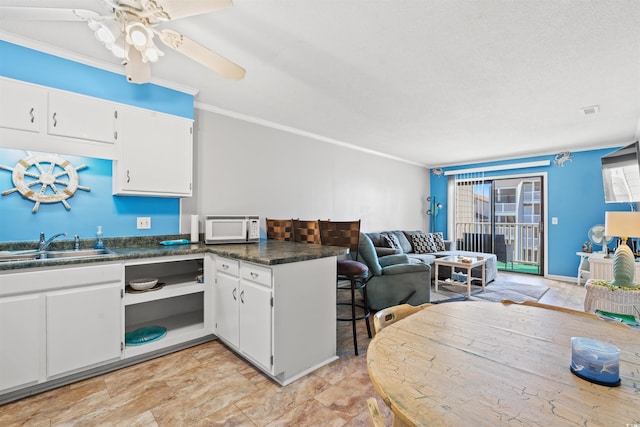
[
  {"xmin": 124, "ymin": 273, "xmax": 204, "ymax": 306},
  {"xmin": 123, "ymin": 310, "xmax": 206, "ymax": 358}
]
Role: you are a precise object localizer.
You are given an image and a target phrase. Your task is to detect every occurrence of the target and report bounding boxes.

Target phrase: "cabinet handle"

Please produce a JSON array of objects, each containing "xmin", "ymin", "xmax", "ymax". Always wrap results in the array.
[
  {"xmin": 222, "ymin": 264, "xmax": 229, "ymax": 270},
  {"xmin": 250, "ymin": 272, "xmax": 259, "ymax": 279},
  {"xmin": 52, "ymin": 112, "xmax": 57, "ymax": 127},
  {"xmin": 126, "ymin": 170, "xmax": 130, "ymax": 183},
  {"xmin": 29, "ymin": 108, "xmax": 35, "ymax": 123},
  {"xmin": 232, "ymin": 288, "xmax": 237, "ymax": 300},
  {"xmin": 240, "ymin": 290, "xmax": 244, "ymax": 304}
]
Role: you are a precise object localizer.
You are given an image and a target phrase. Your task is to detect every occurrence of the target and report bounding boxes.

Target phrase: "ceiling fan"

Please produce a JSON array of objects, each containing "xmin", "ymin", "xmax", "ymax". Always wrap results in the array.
[{"xmin": 1, "ymin": 0, "xmax": 246, "ymax": 83}]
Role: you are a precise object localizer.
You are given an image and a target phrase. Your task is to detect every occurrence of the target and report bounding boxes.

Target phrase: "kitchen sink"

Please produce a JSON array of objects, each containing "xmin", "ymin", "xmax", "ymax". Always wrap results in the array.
[
  {"xmin": 40, "ymin": 248, "xmax": 116, "ymax": 259},
  {"xmin": 0, "ymin": 248, "xmax": 115, "ymax": 263}
]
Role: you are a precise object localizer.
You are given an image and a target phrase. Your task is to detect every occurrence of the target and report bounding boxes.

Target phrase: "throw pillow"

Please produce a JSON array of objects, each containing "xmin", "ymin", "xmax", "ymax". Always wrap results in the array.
[
  {"xmin": 411, "ymin": 233, "xmax": 437, "ymax": 254},
  {"xmin": 382, "ymin": 233, "xmax": 402, "ymax": 250},
  {"xmin": 431, "ymin": 232, "xmax": 446, "ymax": 251}
]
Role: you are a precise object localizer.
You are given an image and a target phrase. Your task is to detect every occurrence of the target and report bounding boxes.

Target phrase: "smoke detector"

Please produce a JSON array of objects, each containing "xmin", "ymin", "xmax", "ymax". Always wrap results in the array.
[{"xmin": 580, "ymin": 105, "xmax": 600, "ymax": 116}]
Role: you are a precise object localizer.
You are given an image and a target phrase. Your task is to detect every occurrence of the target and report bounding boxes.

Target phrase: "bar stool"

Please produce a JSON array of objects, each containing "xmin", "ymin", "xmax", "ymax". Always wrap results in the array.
[{"xmin": 319, "ymin": 220, "xmax": 371, "ymax": 355}]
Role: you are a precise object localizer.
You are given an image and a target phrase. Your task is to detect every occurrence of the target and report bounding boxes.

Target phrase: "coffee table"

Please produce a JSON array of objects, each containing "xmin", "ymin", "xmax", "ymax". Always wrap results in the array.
[{"xmin": 434, "ymin": 255, "xmax": 486, "ymax": 298}]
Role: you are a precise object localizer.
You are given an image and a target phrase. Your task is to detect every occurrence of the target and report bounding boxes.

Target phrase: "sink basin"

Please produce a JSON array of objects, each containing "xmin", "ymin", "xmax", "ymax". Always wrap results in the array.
[
  {"xmin": 42, "ymin": 248, "xmax": 115, "ymax": 259},
  {"xmin": 0, "ymin": 250, "xmax": 41, "ymax": 262},
  {"xmin": 0, "ymin": 248, "xmax": 115, "ymax": 263}
]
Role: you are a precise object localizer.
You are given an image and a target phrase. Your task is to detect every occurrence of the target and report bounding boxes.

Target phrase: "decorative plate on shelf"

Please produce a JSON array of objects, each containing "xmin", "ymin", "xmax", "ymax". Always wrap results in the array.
[
  {"xmin": 126, "ymin": 282, "xmax": 164, "ymax": 294},
  {"xmin": 129, "ymin": 277, "xmax": 158, "ymax": 291},
  {"xmin": 125, "ymin": 325, "xmax": 167, "ymax": 346}
]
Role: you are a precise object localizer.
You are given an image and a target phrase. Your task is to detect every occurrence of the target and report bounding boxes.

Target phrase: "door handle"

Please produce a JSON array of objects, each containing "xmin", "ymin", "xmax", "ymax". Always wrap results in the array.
[
  {"xmin": 126, "ymin": 170, "xmax": 130, "ymax": 183},
  {"xmin": 52, "ymin": 112, "xmax": 57, "ymax": 127},
  {"xmin": 240, "ymin": 290, "xmax": 245, "ymax": 304},
  {"xmin": 29, "ymin": 108, "xmax": 35, "ymax": 123},
  {"xmin": 232, "ymin": 288, "xmax": 237, "ymax": 300}
]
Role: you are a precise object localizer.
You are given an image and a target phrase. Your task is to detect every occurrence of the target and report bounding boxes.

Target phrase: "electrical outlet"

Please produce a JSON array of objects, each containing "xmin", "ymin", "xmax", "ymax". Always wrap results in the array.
[{"xmin": 137, "ymin": 217, "xmax": 151, "ymax": 229}]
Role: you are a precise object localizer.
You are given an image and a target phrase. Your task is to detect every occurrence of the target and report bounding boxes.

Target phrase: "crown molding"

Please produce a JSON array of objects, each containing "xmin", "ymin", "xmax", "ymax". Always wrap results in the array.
[{"xmin": 194, "ymin": 101, "xmax": 428, "ymax": 168}]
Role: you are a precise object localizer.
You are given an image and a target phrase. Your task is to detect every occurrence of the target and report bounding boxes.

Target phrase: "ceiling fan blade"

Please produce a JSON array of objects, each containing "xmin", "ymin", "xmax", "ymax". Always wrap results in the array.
[
  {"xmin": 124, "ymin": 47, "xmax": 152, "ymax": 84},
  {"xmin": 142, "ymin": 0, "xmax": 232, "ymax": 20},
  {"xmin": 0, "ymin": 7, "xmax": 100, "ymax": 22},
  {"xmin": 157, "ymin": 29, "xmax": 245, "ymax": 80}
]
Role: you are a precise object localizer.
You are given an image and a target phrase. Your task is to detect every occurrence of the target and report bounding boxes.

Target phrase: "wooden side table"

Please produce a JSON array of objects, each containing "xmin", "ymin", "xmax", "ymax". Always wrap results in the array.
[
  {"xmin": 584, "ymin": 280, "xmax": 640, "ymax": 315},
  {"xmin": 434, "ymin": 255, "xmax": 486, "ymax": 298}
]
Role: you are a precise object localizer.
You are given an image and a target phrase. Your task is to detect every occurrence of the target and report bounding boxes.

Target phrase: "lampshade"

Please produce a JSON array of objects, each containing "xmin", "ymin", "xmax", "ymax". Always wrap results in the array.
[{"xmin": 604, "ymin": 212, "xmax": 640, "ymax": 239}]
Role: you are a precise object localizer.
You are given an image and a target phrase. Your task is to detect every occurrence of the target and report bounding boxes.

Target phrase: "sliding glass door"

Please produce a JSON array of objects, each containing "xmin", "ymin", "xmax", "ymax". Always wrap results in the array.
[{"xmin": 454, "ymin": 174, "xmax": 543, "ymax": 275}]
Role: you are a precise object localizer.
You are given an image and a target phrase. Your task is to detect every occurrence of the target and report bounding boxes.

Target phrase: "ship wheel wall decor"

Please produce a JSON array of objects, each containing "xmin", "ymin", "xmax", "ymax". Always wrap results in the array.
[{"xmin": 0, "ymin": 152, "xmax": 91, "ymax": 213}]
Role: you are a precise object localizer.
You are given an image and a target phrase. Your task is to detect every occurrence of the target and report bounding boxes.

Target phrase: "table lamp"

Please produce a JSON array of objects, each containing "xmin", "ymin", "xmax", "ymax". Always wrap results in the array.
[{"xmin": 604, "ymin": 211, "xmax": 640, "ymax": 287}]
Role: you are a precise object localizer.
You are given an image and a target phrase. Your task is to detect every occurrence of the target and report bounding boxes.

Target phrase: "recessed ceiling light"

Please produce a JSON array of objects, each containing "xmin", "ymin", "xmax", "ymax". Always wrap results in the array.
[{"xmin": 581, "ymin": 105, "xmax": 600, "ymax": 116}]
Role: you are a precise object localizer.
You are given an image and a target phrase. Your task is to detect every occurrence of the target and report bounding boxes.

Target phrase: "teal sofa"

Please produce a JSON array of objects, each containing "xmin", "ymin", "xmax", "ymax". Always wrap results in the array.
[{"xmin": 357, "ymin": 232, "xmax": 431, "ymax": 310}]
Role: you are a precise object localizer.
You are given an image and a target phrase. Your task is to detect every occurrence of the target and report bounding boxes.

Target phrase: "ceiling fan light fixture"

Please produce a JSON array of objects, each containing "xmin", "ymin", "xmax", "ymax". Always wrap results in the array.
[
  {"xmin": 126, "ymin": 22, "xmax": 150, "ymax": 48},
  {"xmin": 143, "ymin": 46, "xmax": 163, "ymax": 63}
]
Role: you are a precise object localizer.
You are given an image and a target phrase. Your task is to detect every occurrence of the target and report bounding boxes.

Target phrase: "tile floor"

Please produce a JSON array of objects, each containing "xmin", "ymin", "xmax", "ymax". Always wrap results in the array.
[{"xmin": 0, "ymin": 273, "xmax": 586, "ymax": 426}]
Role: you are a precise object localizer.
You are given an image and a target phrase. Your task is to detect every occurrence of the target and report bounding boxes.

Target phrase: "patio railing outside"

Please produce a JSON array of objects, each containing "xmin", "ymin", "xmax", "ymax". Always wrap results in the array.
[{"xmin": 455, "ymin": 221, "xmax": 540, "ymax": 265}]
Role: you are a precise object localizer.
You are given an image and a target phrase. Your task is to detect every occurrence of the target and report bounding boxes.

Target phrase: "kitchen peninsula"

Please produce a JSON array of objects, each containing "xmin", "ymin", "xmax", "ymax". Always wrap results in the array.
[{"xmin": 0, "ymin": 238, "xmax": 346, "ymax": 404}]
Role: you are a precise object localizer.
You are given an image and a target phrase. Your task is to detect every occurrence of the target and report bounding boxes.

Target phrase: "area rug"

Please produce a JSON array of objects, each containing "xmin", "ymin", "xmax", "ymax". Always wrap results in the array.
[{"xmin": 432, "ymin": 279, "xmax": 549, "ymax": 304}]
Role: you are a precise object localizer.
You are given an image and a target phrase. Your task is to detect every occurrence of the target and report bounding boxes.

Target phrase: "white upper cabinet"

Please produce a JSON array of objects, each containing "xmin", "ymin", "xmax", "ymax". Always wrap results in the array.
[
  {"xmin": 0, "ymin": 78, "xmax": 46, "ymax": 133},
  {"xmin": 113, "ymin": 107, "xmax": 193, "ymax": 197},
  {"xmin": 47, "ymin": 90, "xmax": 117, "ymax": 144}
]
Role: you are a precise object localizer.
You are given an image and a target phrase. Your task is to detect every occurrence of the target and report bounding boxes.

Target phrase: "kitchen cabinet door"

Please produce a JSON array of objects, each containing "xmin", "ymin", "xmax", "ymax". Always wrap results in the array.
[
  {"xmin": 0, "ymin": 294, "xmax": 44, "ymax": 392},
  {"xmin": 0, "ymin": 78, "xmax": 46, "ymax": 133},
  {"xmin": 114, "ymin": 107, "xmax": 193, "ymax": 197},
  {"xmin": 239, "ymin": 280, "xmax": 272, "ymax": 371},
  {"xmin": 47, "ymin": 90, "xmax": 117, "ymax": 144},
  {"xmin": 215, "ymin": 271, "xmax": 240, "ymax": 349},
  {"xmin": 46, "ymin": 282, "xmax": 121, "ymax": 378}
]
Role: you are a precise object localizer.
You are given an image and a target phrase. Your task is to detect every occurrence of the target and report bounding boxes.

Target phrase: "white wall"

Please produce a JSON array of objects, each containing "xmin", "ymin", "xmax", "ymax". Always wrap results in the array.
[{"xmin": 182, "ymin": 109, "xmax": 429, "ymax": 234}]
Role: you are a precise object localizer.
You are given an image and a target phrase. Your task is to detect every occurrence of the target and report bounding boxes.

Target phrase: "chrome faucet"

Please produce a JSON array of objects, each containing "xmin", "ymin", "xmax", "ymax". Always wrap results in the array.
[{"xmin": 38, "ymin": 232, "xmax": 68, "ymax": 251}]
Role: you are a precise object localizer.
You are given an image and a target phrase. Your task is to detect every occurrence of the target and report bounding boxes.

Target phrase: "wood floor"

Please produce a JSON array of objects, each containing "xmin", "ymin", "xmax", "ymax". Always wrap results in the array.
[{"xmin": 0, "ymin": 273, "xmax": 586, "ymax": 426}]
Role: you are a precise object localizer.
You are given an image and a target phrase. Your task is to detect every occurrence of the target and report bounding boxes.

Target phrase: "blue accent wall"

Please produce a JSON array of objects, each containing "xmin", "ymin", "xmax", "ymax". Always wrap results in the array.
[
  {"xmin": 0, "ymin": 42, "xmax": 193, "ymax": 242},
  {"xmin": 430, "ymin": 149, "xmax": 633, "ymax": 278}
]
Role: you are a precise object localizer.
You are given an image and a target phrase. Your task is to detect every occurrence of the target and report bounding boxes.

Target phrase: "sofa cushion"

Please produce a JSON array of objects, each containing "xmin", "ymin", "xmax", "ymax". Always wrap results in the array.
[
  {"xmin": 392, "ymin": 231, "xmax": 414, "ymax": 253},
  {"xmin": 406, "ymin": 253, "xmax": 437, "ymax": 264},
  {"xmin": 381, "ymin": 232, "xmax": 402, "ymax": 250},
  {"xmin": 375, "ymin": 247, "xmax": 401, "ymax": 257},
  {"xmin": 432, "ymin": 232, "xmax": 446, "ymax": 251},
  {"xmin": 411, "ymin": 232, "xmax": 438, "ymax": 253}
]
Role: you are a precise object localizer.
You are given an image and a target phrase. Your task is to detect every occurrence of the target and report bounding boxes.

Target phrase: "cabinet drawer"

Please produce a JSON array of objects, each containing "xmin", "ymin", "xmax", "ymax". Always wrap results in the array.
[
  {"xmin": 241, "ymin": 263, "xmax": 272, "ymax": 288},
  {"xmin": 216, "ymin": 257, "xmax": 239, "ymax": 276}
]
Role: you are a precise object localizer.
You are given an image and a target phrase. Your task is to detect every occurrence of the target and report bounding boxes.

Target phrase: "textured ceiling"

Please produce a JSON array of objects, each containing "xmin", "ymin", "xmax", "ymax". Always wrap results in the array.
[{"xmin": 1, "ymin": 0, "xmax": 639, "ymax": 167}]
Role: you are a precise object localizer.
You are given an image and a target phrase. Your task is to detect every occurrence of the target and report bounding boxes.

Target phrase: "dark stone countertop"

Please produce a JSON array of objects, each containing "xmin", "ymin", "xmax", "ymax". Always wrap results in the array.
[{"xmin": 0, "ymin": 235, "xmax": 347, "ymax": 271}]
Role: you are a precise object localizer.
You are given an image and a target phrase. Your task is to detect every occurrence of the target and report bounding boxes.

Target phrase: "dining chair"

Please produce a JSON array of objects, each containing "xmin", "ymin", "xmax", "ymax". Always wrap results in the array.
[
  {"xmin": 373, "ymin": 303, "xmax": 431, "ymax": 333},
  {"xmin": 318, "ymin": 219, "xmax": 371, "ymax": 355},
  {"xmin": 265, "ymin": 218, "xmax": 293, "ymax": 241},
  {"xmin": 367, "ymin": 397, "xmax": 386, "ymax": 427}
]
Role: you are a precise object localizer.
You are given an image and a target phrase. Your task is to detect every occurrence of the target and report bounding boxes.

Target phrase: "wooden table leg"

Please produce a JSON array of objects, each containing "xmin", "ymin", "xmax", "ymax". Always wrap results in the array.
[
  {"xmin": 466, "ymin": 265, "xmax": 471, "ymax": 298},
  {"xmin": 435, "ymin": 263, "xmax": 440, "ymax": 293}
]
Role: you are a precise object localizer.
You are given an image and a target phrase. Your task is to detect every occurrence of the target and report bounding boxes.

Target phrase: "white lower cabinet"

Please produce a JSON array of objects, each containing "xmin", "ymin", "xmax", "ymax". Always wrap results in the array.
[
  {"xmin": 0, "ymin": 294, "xmax": 44, "ymax": 392},
  {"xmin": 0, "ymin": 263, "xmax": 122, "ymax": 395},
  {"xmin": 215, "ymin": 257, "xmax": 273, "ymax": 372},
  {"xmin": 46, "ymin": 282, "xmax": 121, "ymax": 378},
  {"xmin": 214, "ymin": 255, "xmax": 337, "ymax": 385}
]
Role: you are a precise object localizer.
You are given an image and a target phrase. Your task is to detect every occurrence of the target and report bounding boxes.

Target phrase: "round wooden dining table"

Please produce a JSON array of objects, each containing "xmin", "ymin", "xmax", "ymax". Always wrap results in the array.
[{"xmin": 366, "ymin": 301, "xmax": 640, "ymax": 426}]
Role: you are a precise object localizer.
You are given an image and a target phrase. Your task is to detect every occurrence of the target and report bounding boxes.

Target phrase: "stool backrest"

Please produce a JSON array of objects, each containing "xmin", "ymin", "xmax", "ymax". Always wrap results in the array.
[
  {"xmin": 292, "ymin": 219, "xmax": 321, "ymax": 244},
  {"xmin": 318, "ymin": 220, "xmax": 361, "ymax": 260},
  {"xmin": 265, "ymin": 218, "xmax": 293, "ymax": 241}
]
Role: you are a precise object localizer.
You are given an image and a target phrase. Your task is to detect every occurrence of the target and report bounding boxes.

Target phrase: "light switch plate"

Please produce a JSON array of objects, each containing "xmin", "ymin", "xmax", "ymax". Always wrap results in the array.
[{"xmin": 137, "ymin": 217, "xmax": 151, "ymax": 229}]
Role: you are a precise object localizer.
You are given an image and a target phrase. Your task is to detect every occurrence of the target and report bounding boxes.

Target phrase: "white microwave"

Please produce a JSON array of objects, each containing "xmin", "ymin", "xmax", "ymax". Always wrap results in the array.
[{"xmin": 205, "ymin": 215, "xmax": 260, "ymax": 244}]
